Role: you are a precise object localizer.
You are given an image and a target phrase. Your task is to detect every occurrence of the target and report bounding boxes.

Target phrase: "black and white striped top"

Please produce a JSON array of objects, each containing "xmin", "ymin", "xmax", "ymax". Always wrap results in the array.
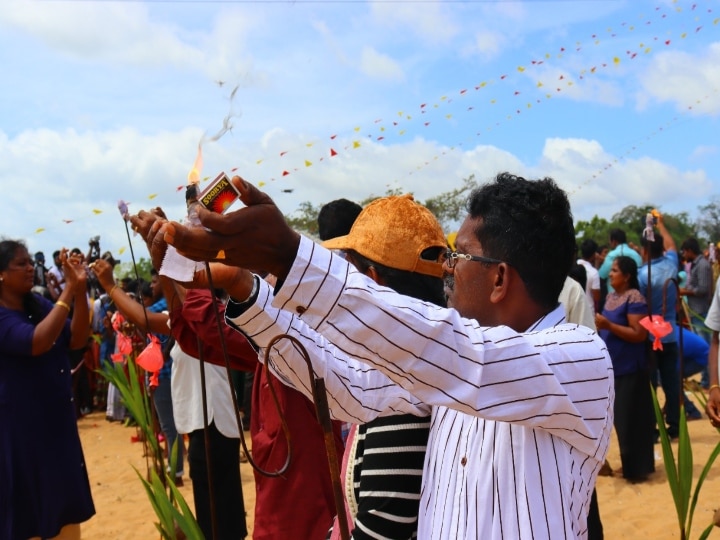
[
  {"xmin": 227, "ymin": 278, "xmax": 431, "ymax": 539},
  {"xmin": 231, "ymin": 236, "xmax": 615, "ymax": 540}
]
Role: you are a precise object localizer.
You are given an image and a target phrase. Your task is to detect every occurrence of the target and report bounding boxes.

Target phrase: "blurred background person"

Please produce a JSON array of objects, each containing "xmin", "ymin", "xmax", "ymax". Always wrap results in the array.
[{"xmin": 595, "ymin": 256, "xmax": 654, "ymax": 483}]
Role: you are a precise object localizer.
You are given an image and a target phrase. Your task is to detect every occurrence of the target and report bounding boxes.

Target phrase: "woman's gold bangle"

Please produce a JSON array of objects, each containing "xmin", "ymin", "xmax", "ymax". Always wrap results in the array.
[
  {"xmin": 709, "ymin": 384, "xmax": 720, "ymax": 394},
  {"xmin": 109, "ymin": 285, "xmax": 120, "ymax": 298},
  {"xmin": 55, "ymin": 300, "xmax": 71, "ymax": 312}
]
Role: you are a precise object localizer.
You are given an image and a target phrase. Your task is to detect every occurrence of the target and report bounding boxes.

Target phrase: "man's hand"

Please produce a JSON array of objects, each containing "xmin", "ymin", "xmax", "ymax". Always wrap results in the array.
[
  {"xmin": 707, "ymin": 388, "xmax": 720, "ymax": 428},
  {"xmin": 145, "ymin": 217, "xmax": 171, "ymax": 272},
  {"xmin": 161, "ymin": 176, "xmax": 301, "ymax": 281},
  {"xmin": 130, "ymin": 208, "xmax": 167, "ymax": 246},
  {"xmin": 706, "ymin": 331, "xmax": 720, "ymax": 428}
]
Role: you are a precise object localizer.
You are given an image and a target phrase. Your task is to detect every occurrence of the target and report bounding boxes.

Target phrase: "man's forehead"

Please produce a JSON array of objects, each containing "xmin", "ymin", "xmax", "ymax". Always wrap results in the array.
[{"xmin": 456, "ymin": 216, "xmax": 483, "ymax": 249}]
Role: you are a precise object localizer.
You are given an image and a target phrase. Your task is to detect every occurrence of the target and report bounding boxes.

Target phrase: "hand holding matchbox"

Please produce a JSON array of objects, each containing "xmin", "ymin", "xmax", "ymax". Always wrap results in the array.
[
  {"xmin": 198, "ymin": 172, "xmax": 241, "ymax": 214},
  {"xmin": 160, "ymin": 171, "xmax": 239, "ymax": 282}
]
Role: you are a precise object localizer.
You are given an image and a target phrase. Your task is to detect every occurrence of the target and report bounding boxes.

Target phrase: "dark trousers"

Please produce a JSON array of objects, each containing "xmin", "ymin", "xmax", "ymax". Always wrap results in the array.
[
  {"xmin": 649, "ymin": 342, "xmax": 680, "ymax": 436},
  {"xmin": 188, "ymin": 422, "xmax": 247, "ymax": 539},
  {"xmin": 587, "ymin": 488, "xmax": 603, "ymax": 540}
]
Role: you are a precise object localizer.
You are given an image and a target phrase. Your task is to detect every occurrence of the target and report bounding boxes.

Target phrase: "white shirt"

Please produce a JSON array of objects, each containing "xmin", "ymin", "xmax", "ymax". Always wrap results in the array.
[
  {"xmin": 576, "ymin": 259, "xmax": 600, "ymax": 313},
  {"xmin": 558, "ymin": 277, "xmax": 595, "ymax": 330},
  {"xmin": 241, "ymin": 236, "xmax": 614, "ymax": 540},
  {"xmin": 169, "ymin": 342, "xmax": 240, "ymax": 438},
  {"xmin": 228, "ymin": 282, "xmax": 430, "ymax": 424}
]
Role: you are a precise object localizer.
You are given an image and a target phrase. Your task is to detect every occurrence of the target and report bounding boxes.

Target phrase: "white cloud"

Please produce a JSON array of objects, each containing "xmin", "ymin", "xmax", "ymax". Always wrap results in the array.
[
  {"xmin": 468, "ymin": 30, "xmax": 507, "ymax": 60},
  {"xmin": 359, "ymin": 47, "xmax": 405, "ymax": 82},
  {"xmin": 0, "ymin": 2, "xmax": 258, "ymax": 79},
  {"xmin": 690, "ymin": 144, "xmax": 719, "ymax": 162},
  {"xmin": 536, "ymin": 138, "xmax": 714, "ymax": 221},
  {"xmin": 369, "ymin": 2, "xmax": 458, "ymax": 44},
  {"xmin": 637, "ymin": 42, "xmax": 720, "ymax": 115},
  {"xmin": 1, "ymin": 124, "xmax": 713, "ymax": 258}
]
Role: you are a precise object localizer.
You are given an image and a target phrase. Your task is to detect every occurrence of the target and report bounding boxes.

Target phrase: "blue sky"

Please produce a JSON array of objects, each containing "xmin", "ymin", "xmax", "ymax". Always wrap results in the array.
[{"xmin": 1, "ymin": 0, "xmax": 719, "ymax": 262}]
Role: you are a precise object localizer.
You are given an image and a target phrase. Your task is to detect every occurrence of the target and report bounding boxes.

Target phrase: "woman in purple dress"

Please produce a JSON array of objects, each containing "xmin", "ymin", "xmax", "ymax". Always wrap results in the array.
[
  {"xmin": 595, "ymin": 255, "xmax": 655, "ymax": 483},
  {"xmin": 0, "ymin": 240, "xmax": 95, "ymax": 539}
]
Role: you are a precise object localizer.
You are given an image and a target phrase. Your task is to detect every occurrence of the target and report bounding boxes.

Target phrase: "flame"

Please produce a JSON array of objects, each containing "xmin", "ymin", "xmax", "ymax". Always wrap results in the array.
[{"xmin": 188, "ymin": 143, "xmax": 203, "ymax": 184}]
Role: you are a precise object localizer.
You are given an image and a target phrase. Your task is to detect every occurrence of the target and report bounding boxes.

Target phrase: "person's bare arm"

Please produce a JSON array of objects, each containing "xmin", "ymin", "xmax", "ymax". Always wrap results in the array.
[
  {"xmin": 706, "ymin": 331, "xmax": 720, "ymax": 427},
  {"xmin": 91, "ymin": 258, "xmax": 169, "ymax": 336},
  {"xmin": 595, "ymin": 312, "xmax": 648, "ymax": 343}
]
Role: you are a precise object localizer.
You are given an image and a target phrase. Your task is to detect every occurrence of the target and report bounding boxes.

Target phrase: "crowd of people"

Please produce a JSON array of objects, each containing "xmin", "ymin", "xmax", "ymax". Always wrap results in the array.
[{"xmin": 2, "ymin": 172, "xmax": 720, "ymax": 539}]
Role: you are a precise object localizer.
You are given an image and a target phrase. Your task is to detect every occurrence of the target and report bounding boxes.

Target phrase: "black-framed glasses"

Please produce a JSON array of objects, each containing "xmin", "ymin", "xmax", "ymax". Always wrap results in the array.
[{"xmin": 443, "ymin": 250, "xmax": 503, "ymax": 269}]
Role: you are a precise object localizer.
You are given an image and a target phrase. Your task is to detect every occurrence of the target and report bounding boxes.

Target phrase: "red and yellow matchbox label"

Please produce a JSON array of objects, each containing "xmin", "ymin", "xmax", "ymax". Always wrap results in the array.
[{"xmin": 199, "ymin": 173, "xmax": 240, "ymax": 214}]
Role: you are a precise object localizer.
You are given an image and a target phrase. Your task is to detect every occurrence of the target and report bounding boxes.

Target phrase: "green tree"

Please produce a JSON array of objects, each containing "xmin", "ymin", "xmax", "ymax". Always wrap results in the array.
[
  {"xmin": 115, "ymin": 257, "xmax": 153, "ymax": 283},
  {"xmin": 285, "ymin": 201, "xmax": 322, "ymax": 238},
  {"xmin": 423, "ymin": 175, "xmax": 479, "ymax": 232},
  {"xmin": 696, "ymin": 196, "xmax": 720, "ymax": 244},
  {"xmin": 574, "ymin": 216, "xmax": 614, "ymax": 248},
  {"xmin": 576, "ymin": 206, "xmax": 696, "ymax": 252},
  {"xmin": 360, "ymin": 187, "xmax": 404, "ymax": 207}
]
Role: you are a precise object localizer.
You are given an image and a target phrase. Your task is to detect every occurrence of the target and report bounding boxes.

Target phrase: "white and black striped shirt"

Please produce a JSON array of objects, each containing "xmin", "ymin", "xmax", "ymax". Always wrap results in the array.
[{"xmin": 236, "ymin": 236, "xmax": 614, "ymax": 540}]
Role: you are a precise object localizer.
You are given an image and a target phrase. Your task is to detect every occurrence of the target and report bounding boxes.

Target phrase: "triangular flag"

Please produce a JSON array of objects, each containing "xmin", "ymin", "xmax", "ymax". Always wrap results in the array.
[
  {"xmin": 330, "ymin": 148, "xmax": 337, "ymax": 157},
  {"xmin": 304, "ymin": 160, "xmax": 312, "ymax": 167}
]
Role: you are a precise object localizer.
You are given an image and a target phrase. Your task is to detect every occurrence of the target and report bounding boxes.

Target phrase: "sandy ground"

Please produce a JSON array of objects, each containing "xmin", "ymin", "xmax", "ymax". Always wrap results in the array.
[{"xmin": 77, "ymin": 395, "xmax": 720, "ymax": 539}]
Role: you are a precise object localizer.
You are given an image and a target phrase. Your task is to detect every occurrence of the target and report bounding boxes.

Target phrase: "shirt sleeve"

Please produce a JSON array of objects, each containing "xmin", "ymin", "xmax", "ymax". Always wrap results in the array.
[
  {"xmin": 694, "ymin": 258, "xmax": 713, "ymax": 298},
  {"xmin": 226, "ymin": 277, "xmax": 431, "ymax": 423},
  {"xmin": 169, "ymin": 289, "xmax": 259, "ymax": 371},
  {"xmin": 704, "ymin": 276, "xmax": 720, "ymax": 332},
  {"xmin": 272, "ymin": 236, "xmax": 614, "ymax": 457},
  {"xmin": 598, "ymin": 248, "xmax": 616, "ymax": 279}
]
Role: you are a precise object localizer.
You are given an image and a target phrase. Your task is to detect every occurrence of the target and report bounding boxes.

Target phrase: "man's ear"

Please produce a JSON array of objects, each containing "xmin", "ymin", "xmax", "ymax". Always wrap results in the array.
[{"xmin": 489, "ymin": 263, "xmax": 510, "ymax": 304}]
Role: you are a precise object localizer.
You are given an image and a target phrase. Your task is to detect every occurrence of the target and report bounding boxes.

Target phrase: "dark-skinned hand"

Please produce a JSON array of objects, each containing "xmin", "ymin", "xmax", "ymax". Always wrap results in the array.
[{"xmin": 161, "ymin": 176, "xmax": 300, "ymax": 281}]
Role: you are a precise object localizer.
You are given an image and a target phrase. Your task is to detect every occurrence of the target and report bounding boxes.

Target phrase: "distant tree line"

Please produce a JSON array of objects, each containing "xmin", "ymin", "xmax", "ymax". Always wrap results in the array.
[{"xmin": 284, "ymin": 176, "xmax": 720, "ymax": 250}]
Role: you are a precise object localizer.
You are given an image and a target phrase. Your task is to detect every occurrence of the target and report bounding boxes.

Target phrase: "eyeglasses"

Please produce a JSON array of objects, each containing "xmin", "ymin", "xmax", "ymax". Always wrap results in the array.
[{"xmin": 444, "ymin": 250, "xmax": 503, "ymax": 269}]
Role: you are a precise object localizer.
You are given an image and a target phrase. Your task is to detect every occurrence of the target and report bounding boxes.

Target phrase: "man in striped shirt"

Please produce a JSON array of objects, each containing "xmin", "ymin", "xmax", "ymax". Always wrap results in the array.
[{"xmin": 160, "ymin": 172, "xmax": 615, "ymax": 540}]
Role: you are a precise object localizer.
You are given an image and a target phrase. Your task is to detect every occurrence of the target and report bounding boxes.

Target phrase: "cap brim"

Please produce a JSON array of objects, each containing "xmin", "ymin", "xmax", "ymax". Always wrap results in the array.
[{"xmin": 322, "ymin": 234, "xmax": 352, "ymax": 251}]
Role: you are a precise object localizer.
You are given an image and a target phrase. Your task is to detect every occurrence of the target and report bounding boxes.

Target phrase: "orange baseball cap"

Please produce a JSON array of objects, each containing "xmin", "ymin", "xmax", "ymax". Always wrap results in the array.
[{"xmin": 322, "ymin": 193, "xmax": 447, "ymax": 277}]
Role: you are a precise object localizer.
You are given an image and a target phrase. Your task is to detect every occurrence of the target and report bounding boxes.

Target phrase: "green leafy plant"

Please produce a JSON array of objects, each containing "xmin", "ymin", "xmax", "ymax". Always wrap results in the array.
[
  {"xmin": 101, "ymin": 360, "xmax": 203, "ymax": 538},
  {"xmin": 651, "ymin": 386, "xmax": 720, "ymax": 539}
]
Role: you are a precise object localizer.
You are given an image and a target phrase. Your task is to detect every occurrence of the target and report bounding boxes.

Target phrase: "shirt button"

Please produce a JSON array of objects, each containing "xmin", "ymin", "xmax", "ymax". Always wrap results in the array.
[
  {"xmin": 461, "ymin": 456, "xmax": 467, "ymax": 466},
  {"xmin": 60, "ymin": 369, "xmax": 65, "ymax": 374},
  {"xmin": 296, "ymin": 306, "xmax": 307, "ymax": 315}
]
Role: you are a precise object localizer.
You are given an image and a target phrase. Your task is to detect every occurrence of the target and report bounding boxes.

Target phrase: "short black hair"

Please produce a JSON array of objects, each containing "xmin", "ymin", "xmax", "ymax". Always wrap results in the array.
[
  {"xmin": 681, "ymin": 237, "xmax": 701, "ymax": 255},
  {"xmin": 317, "ymin": 198, "xmax": 363, "ymax": 241},
  {"xmin": 580, "ymin": 239, "xmax": 598, "ymax": 260},
  {"xmin": 346, "ymin": 247, "xmax": 446, "ymax": 308},
  {"xmin": 609, "ymin": 228, "xmax": 627, "ymax": 244},
  {"xmin": 466, "ymin": 172, "xmax": 575, "ymax": 310},
  {"xmin": 641, "ymin": 232, "xmax": 664, "ymax": 259},
  {"xmin": 569, "ymin": 263, "xmax": 587, "ymax": 291}
]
